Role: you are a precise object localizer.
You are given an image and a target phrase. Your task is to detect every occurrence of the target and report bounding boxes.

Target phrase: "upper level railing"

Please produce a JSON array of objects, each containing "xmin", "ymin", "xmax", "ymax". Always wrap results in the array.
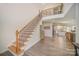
[{"xmin": 41, "ymin": 3, "xmax": 63, "ymax": 17}]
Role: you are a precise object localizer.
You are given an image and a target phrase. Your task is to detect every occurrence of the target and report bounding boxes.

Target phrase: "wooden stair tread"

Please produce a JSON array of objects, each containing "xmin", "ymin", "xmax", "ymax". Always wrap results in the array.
[
  {"xmin": 20, "ymin": 34, "xmax": 32, "ymax": 37},
  {"xmin": 21, "ymin": 33, "xmax": 32, "ymax": 35},
  {"xmin": 21, "ymin": 31, "xmax": 33, "ymax": 33},
  {"xmin": 23, "ymin": 30, "xmax": 33, "ymax": 32},
  {"xmin": 13, "ymin": 41, "xmax": 23, "ymax": 45},
  {"xmin": 21, "ymin": 32, "xmax": 32, "ymax": 34},
  {"xmin": 24, "ymin": 25, "xmax": 36, "ymax": 28},
  {"xmin": 24, "ymin": 25, "xmax": 37, "ymax": 29},
  {"xmin": 13, "ymin": 41, "xmax": 25, "ymax": 48},
  {"xmin": 8, "ymin": 45, "xmax": 23, "ymax": 55},
  {"xmin": 23, "ymin": 30, "xmax": 34, "ymax": 31},
  {"xmin": 19, "ymin": 38, "xmax": 29, "ymax": 42},
  {"xmin": 27, "ymin": 26, "xmax": 36, "ymax": 27},
  {"xmin": 19, "ymin": 36, "xmax": 31, "ymax": 39},
  {"xmin": 26, "ymin": 26, "xmax": 36, "ymax": 28},
  {"xmin": 25, "ymin": 28, "xmax": 35, "ymax": 30}
]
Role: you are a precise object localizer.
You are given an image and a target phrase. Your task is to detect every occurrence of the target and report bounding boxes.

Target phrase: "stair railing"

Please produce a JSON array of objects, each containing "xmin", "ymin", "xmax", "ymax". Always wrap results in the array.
[
  {"xmin": 15, "ymin": 12, "xmax": 42, "ymax": 54},
  {"xmin": 41, "ymin": 3, "xmax": 63, "ymax": 17}
]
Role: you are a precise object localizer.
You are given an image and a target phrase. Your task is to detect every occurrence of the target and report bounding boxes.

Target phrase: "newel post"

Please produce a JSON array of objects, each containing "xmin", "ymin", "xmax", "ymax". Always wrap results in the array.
[{"xmin": 16, "ymin": 30, "xmax": 19, "ymax": 53}]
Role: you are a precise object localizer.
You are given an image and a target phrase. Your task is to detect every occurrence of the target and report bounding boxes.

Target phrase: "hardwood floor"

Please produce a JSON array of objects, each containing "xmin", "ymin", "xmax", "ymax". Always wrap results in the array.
[
  {"xmin": 0, "ymin": 36, "xmax": 75, "ymax": 56},
  {"xmin": 24, "ymin": 36, "xmax": 75, "ymax": 56}
]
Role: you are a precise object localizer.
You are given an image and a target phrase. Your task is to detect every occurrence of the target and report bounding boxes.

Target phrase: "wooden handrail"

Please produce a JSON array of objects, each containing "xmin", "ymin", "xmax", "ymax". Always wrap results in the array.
[{"xmin": 16, "ymin": 30, "xmax": 19, "ymax": 53}]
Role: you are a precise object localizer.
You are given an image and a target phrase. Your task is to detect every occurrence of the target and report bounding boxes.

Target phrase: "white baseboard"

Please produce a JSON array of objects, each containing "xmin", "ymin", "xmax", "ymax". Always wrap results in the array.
[{"xmin": 0, "ymin": 48, "xmax": 8, "ymax": 54}]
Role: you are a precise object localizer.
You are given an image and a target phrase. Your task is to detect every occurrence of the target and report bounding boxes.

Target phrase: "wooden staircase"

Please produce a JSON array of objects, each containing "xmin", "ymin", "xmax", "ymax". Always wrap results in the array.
[
  {"xmin": 8, "ymin": 3, "xmax": 63, "ymax": 56},
  {"xmin": 8, "ymin": 14, "xmax": 42, "ymax": 55}
]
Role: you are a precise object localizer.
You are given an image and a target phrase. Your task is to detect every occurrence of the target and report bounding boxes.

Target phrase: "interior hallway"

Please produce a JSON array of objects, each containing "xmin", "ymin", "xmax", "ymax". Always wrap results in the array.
[{"xmin": 24, "ymin": 36, "xmax": 75, "ymax": 56}]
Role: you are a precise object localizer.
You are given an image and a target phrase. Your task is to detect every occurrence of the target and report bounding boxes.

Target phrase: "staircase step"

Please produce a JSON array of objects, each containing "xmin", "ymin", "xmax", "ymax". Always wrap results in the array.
[
  {"xmin": 26, "ymin": 25, "xmax": 36, "ymax": 28},
  {"xmin": 22, "ymin": 30, "xmax": 34, "ymax": 32},
  {"xmin": 25, "ymin": 28, "xmax": 35, "ymax": 30},
  {"xmin": 19, "ymin": 37, "xmax": 30, "ymax": 41},
  {"xmin": 24, "ymin": 24, "xmax": 37, "ymax": 28},
  {"xmin": 8, "ymin": 45, "xmax": 24, "ymax": 56},
  {"xmin": 25, "ymin": 24, "xmax": 37, "ymax": 28},
  {"xmin": 19, "ymin": 38, "xmax": 29, "ymax": 42},
  {"xmin": 21, "ymin": 32, "xmax": 32, "ymax": 34},
  {"xmin": 20, "ymin": 31, "xmax": 33, "ymax": 34},
  {"xmin": 21, "ymin": 33, "xmax": 32, "ymax": 35},
  {"xmin": 20, "ymin": 33, "xmax": 32, "ymax": 37},
  {"xmin": 12, "ymin": 41, "xmax": 25, "ymax": 48},
  {"xmin": 20, "ymin": 34, "xmax": 32, "ymax": 37},
  {"xmin": 24, "ymin": 30, "xmax": 34, "ymax": 32}
]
